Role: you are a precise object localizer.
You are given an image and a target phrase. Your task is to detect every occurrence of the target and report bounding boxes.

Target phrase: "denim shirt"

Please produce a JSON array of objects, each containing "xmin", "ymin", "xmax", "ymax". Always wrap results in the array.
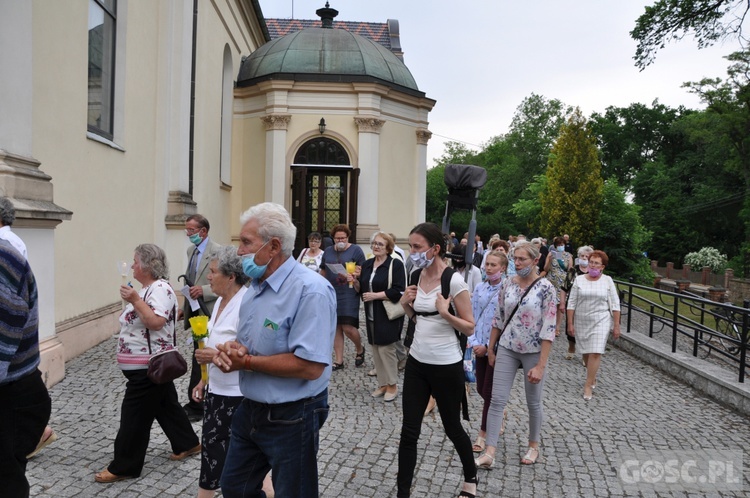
[
  {"xmin": 237, "ymin": 257, "xmax": 336, "ymax": 403},
  {"xmin": 468, "ymin": 278, "xmax": 503, "ymax": 348}
]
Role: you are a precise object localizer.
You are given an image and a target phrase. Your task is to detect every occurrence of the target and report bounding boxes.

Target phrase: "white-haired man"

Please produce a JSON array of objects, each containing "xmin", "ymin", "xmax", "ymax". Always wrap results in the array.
[{"xmin": 214, "ymin": 202, "xmax": 336, "ymax": 498}]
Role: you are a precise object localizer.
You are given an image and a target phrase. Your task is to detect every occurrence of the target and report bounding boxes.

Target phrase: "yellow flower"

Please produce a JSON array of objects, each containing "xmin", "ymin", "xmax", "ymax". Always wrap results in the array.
[{"xmin": 189, "ymin": 315, "xmax": 209, "ymax": 341}]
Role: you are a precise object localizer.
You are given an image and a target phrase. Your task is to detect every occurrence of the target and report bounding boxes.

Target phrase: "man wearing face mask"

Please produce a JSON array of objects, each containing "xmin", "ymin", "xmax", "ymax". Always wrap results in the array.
[
  {"xmin": 183, "ymin": 214, "xmax": 222, "ymax": 420},
  {"xmin": 213, "ymin": 202, "xmax": 336, "ymax": 498}
]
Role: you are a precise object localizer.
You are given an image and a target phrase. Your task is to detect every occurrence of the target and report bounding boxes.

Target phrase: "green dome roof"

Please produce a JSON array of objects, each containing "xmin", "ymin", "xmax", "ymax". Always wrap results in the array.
[{"xmin": 237, "ymin": 27, "xmax": 420, "ymax": 93}]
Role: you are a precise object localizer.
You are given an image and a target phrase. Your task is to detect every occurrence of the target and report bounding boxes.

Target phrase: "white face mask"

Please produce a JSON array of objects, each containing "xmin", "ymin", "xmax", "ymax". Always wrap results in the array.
[
  {"xmin": 579, "ymin": 259, "xmax": 589, "ymax": 267},
  {"xmin": 410, "ymin": 247, "xmax": 435, "ymax": 269},
  {"xmin": 336, "ymin": 242, "xmax": 346, "ymax": 250}
]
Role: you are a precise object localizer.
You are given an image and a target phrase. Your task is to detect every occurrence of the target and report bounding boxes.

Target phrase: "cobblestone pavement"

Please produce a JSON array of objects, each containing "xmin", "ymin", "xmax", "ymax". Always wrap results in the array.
[{"xmin": 28, "ymin": 321, "xmax": 750, "ymax": 497}]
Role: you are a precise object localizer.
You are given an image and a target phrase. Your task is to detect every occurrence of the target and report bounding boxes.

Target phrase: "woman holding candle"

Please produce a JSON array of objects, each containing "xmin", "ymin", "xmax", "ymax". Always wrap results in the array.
[
  {"xmin": 190, "ymin": 246, "xmax": 250, "ymax": 498},
  {"xmin": 95, "ymin": 244, "xmax": 200, "ymax": 483},
  {"xmin": 321, "ymin": 224, "xmax": 366, "ymax": 370}
]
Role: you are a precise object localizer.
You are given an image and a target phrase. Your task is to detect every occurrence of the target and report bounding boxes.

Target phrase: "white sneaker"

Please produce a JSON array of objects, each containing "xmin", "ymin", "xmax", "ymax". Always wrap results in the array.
[{"xmin": 367, "ymin": 368, "xmax": 377, "ymax": 376}]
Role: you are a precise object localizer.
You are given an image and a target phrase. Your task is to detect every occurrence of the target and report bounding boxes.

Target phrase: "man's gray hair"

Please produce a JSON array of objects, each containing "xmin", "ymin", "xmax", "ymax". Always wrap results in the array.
[
  {"xmin": 0, "ymin": 197, "xmax": 16, "ymax": 227},
  {"xmin": 211, "ymin": 245, "xmax": 249, "ymax": 286},
  {"xmin": 239, "ymin": 202, "xmax": 296, "ymax": 257},
  {"xmin": 134, "ymin": 244, "xmax": 170, "ymax": 280}
]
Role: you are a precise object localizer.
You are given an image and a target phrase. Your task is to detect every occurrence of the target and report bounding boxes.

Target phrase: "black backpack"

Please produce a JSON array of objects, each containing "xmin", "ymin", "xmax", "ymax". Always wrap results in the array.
[{"xmin": 405, "ymin": 267, "xmax": 467, "ymax": 355}]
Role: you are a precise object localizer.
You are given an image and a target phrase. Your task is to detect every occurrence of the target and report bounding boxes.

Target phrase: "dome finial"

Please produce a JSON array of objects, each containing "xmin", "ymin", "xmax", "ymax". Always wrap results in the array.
[{"xmin": 316, "ymin": 2, "xmax": 338, "ymax": 28}]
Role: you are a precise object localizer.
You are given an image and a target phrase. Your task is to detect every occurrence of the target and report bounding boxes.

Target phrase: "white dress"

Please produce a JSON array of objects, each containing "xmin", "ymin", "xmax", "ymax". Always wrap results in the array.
[{"xmin": 567, "ymin": 274, "xmax": 620, "ymax": 354}]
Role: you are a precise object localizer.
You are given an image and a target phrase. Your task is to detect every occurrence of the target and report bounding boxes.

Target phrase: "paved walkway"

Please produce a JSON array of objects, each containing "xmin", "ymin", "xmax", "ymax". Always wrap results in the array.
[{"xmin": 27, "ymin": 324, "xmax": 750, "ymax": 497}]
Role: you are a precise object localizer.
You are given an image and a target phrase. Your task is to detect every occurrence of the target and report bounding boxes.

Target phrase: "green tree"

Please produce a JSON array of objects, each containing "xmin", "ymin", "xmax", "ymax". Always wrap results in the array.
[
  {"xmin": 510, "ymin": 174, "xmax": 547, "ymax": 234},
  {"xmin": 540, "ymin": 109, "xmax": 603, "ymax": 244},
  {"xmin": 592, "ymin": 180, "xmax": 653, "ymax": 282},
  {"xmin": 589, "ymin": 101, "xmax": 688, "ymax": 191},
  {"xmin": 631, "ymin": 0, "xmax": 749, "ymax": 69},
  {"xmin": 683, "ymin": 51, "xmax": 750, "ymax": 243},
  {"xmin": 505, "ymin": 93, "xmax": 573, "ymax": 180}
]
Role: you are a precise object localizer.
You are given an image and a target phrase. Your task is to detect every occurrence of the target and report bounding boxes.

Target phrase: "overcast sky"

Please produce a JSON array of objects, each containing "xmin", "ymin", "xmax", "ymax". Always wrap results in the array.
[{"xmin": 259, "ymin": 0, "xmax": 739, "ymax": 165}]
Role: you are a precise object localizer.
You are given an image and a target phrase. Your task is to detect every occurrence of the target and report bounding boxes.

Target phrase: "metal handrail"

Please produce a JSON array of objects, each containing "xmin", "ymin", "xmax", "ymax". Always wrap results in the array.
[{"xmin": 615, "ymin": 279, "xmax": 750, "ymax": 383}]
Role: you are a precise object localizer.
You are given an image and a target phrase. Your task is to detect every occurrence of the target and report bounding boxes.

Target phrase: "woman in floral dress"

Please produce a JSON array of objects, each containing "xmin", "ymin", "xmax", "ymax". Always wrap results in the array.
[{"xmin": 541, "ymin": 236, "xmax": 574, "ymax": 335}]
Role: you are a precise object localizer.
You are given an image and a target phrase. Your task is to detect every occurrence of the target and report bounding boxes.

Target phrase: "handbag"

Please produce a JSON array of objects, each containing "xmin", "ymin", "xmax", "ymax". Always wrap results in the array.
[
  {"xmin": 145, "ymin": 301, "xmax": 187, "ymax": 384},
  {"xmin": 382, "ymin": 259, "xmax": 406, "ymax": 320},
  {"xmin": 147, "ymin": 347, "xmax": 188, "ymax": 384}
]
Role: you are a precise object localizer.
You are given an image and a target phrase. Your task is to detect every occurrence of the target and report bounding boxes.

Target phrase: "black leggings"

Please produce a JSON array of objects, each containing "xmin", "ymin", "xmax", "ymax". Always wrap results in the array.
[{"xmin": 397, "ymin": 356, "xmax": 476, "ymax": 497}]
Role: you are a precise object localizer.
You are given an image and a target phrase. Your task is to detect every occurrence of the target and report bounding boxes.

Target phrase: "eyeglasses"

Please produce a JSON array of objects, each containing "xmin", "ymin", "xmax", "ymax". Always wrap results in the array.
[
  {"xmin": 589, "ymin": 261, "xmax": 604, "ymax": 268},
  {"xmin": 333, "ymin": 237, "xmax": 348, "ymax": 242},
  {"xmin": 371, "ymin": 242, "xmax": 385, "ymax": 248},
  {"xmin": 514, "ymin": 256, "xmax": 531, "ymax": 263},
  {"xmin": 309, "ymin": 239, "xmax": 321, "ymax": 244},
  {"xmin": 185, "ymin": 227, "xmax": 202, "ymax": 236}
]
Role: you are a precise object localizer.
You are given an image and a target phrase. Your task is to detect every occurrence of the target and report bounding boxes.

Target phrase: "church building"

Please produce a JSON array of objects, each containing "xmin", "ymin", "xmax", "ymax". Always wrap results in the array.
[{"xmin": 0, "ymin": 1, "xmax": 434, "ymax": 385}]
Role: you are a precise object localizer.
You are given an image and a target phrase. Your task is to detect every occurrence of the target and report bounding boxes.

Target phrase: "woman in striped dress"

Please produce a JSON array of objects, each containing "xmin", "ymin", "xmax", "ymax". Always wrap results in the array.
[{"xmin": 566, "ymin": 250, "xmax": 621, "ymax": 400}]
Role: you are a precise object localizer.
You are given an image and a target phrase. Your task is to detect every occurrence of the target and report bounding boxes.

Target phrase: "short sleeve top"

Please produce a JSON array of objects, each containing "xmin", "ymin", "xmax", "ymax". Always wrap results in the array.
[{"xmin": 410, "ymin": 271, "xmax": 469, "ymax": 365}]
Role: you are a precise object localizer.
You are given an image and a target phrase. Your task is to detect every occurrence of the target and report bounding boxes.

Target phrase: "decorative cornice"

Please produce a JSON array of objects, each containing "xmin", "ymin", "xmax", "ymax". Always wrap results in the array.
[
  {"xmin": 260, "ymin": 114, "xmax": 292, "ymax": 130},
  {"xmin": 416, "ymin": 129, "xmax": 432, "ymax": 145},
  {"xmin": 354, "ymin": 116, "xmax": 385, "ymax": 134}
]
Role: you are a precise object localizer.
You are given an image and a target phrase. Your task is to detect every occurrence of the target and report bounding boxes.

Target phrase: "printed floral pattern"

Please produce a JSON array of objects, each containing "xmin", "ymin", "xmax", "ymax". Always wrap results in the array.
[
  {"xmin": 117, "ymin": 280, "xmax": 177, "ymax": 364},
  {"xmin": 493, "ymin": 278, "xmax": 557, "ymax": 354}
]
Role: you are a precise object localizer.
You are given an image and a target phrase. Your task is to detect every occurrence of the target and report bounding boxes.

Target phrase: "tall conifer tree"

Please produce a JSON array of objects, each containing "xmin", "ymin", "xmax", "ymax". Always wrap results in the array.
[{"xmin": 540, "ymin": 109, "xmax": 603, "ymax": 246}]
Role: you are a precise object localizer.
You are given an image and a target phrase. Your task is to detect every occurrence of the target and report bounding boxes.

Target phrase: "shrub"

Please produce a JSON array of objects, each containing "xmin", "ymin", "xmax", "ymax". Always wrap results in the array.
[{"xmin": 683, "ymin": 247, "xmax": 728, "ymax": 273}]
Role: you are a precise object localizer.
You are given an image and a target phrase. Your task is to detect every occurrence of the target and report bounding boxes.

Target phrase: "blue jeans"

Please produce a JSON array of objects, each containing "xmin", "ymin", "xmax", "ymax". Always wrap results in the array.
[{"xmin": 220, "ymin": 389, "xmax": 329, "ymax": 498}]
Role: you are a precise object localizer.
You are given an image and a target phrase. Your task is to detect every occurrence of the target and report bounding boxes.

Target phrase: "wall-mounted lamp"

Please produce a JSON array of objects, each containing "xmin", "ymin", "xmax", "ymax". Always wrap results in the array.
[{"xmin": 319, "ymin": 118, "xmax": 326, "ymax": 134}]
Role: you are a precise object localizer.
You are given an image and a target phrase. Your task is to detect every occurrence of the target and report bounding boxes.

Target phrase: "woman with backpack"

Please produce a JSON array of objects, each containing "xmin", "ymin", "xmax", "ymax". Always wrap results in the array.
[{"xmin": 397, "ymin": 223, "xmax": 478, "ymax": 498}]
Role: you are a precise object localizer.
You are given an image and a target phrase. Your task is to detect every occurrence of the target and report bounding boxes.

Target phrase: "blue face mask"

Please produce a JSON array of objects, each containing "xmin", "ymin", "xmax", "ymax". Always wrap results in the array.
[
  {"xmin": 516, "ymin": 265, "xmax": 533, "ymax": 278},
  {"xmin": 556, "ymin": 245, "xmax": 565, "ymax": 252},
  {"xmin": 410, "ymin": 247, "xmax": 435, "ymax": 269},
  {"xmin": 188, "ymin": 233, "xmax": 202, "ymax": 245},
  {"xmin": 242, "ymin": 241, "xmax": 270, "ymax": 279}
]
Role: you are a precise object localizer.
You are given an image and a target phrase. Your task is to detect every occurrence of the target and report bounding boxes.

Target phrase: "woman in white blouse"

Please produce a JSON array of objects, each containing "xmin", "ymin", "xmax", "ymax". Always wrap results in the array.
[
  {"xmin": 566, "ymin": 250, "xmax": 621, "ymax": 401},
  {"xmin": 296, "ymin": 232, "xmax": 324, "ymax": 273},
  {"xmin": 190, "ymin": 246, "xmax": 255, "ymax": 498},
  {"xmin": 398, "ymin": 223, "xmax": 477, "ymax": 498}
]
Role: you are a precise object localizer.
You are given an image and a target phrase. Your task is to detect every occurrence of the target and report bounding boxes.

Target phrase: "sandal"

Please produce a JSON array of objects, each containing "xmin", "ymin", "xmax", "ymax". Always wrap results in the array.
[
  {"xmin": 332, "ymin": 362, "xmax": 344, "ymax": 371},
  {"xmin": 423, "ymin": 396, "xmax": 436, "ymax": 417},
  {"xmin": 475, "ymin": 453, "xmax": 495, "ymax": 470},
  {"xmin": 472, "ymin": 435, "xmax": 485, "ymax": 453},
  {"xmin": 458, "ymin": 476, "xmax": 478, "ymax": 498},
  {"xmin": 521, "ymin": 446, "xmax": 539, "ymax": 465},
  {"xmin": 27, "ymin": 427, "xmax": 58, "ymax": 459},
  {"xmin": 95, "ymin": 469, "xmax": 135, "ymax": 483},
  {"xmin": 355, "ymin": 347, "xmax": 366, "ymax": 367}
]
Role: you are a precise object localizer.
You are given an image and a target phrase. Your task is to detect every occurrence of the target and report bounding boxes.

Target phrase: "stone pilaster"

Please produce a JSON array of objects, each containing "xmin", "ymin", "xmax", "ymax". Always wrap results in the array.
[{"xmin": 261, "ymin": 114, "xmax": 291, "ymax": 203}]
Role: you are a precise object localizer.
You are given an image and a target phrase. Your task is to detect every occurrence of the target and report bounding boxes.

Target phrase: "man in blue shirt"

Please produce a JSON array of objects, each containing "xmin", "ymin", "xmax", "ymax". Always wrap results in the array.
[
  {"xmin": 214, "ymin": 202, "xmax": 336, "ymax": 498},
  {"xmin": 0, "ymin": 239, "xmax": 50, "ymax": 498}
]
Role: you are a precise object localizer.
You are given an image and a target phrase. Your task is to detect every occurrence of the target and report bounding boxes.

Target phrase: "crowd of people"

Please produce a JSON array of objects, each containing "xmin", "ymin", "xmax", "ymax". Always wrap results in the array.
[{"xmin": 4, "ymin": 195, "xmax": 623, "ymax": 498}]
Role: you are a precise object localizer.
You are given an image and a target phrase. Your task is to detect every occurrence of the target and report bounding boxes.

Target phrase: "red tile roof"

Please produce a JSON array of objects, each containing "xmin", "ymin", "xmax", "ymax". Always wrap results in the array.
[{"xmin": 265, "ymin": 19, "xmax": 391, "ymax": 50}]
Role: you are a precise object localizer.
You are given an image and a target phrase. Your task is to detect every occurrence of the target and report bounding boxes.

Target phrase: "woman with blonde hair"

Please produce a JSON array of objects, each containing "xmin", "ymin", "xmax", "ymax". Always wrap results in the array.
[
  {"xmin": 357, "ymin": 232, "xmax": 405, "ymax": 402},
  {"xmin": 475, "ymin": 241, "xmax": 556, "ymax": 469}
]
